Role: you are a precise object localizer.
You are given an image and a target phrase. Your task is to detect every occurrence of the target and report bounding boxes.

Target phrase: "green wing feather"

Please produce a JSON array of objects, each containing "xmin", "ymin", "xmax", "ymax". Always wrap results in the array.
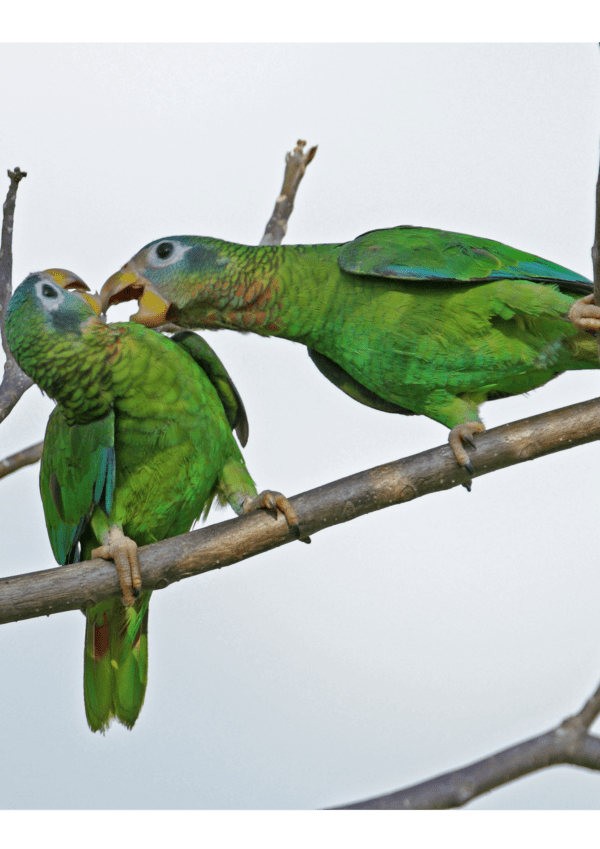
[
  {"xmin": 307, "ymin": 348, "xmax": 416, "ymax": 416},
  {"xmin": 40, "ymin": 407, "xmax": 115, "ymax": 564},
  {"xmin": 171, "ymin": 329, "xmax": 249, "ymax": 445},
  {"xmin": 338, "ymin": 226, "xmax": 593, "ymax": 293},
  {"xmin": 39, "ymin": 404, "xmax": 145, "ymax": 734}
]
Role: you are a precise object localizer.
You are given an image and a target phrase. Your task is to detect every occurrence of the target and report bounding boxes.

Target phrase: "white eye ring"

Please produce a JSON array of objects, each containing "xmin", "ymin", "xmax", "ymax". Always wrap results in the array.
[
  {"xmin": 35, "ymin": 279, "xmax": 65, "ymax": 312},
  {"xmin": 147, "ymin": 240, "xmax": 192, "ymax": 268}
]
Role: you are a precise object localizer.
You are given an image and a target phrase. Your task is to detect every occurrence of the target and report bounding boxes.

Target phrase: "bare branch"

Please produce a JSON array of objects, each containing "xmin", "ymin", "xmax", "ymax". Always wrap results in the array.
[
  {"xmin": 0, "ymin": 168, "xmax": 32, "ymax": 424},
  {"xmin": 334, "ymin": 677, "xmax": 600, "ymax": 809},
  {"xmin": 571, "ymin": 676, "xmax": 600, "ymax": 731},
  {"xmin": 334, "ymin": 725, "xmax": 600, "ymax": 810},
  {"xmin": 0, "ymin": 440, "xmax": 44, "ymax": 480},
  {"xmin": 589, "ymin": 42, "xmax": 599, "ymax": 308},
  {"xmin": 3, "ymin": 394, "xmax": 600, "ymax": 626},
  {"xmin": 260, "ymin": 140, "xmax": 318, "ymax": 246},
  {"xmin": 0, "ymin": 168, "xmax": 26, "ymax": 328}
]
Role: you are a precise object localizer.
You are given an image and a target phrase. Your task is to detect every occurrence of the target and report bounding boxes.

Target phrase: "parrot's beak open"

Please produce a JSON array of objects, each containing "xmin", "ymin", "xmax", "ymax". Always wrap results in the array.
[
  {"xmin": 44, "ymin": 268, "xmax": 103, "ymax": 316},
  {"xmin": 101, "ymin": 265, "xmax": 172, "ymax": 328}
]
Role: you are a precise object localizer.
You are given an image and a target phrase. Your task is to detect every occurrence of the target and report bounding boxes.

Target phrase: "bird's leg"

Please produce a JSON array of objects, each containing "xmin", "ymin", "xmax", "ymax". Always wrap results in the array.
[
  {"xmin": 448, "ymin": 421, "xmax": 486, "ymax": 490},
  {"xmin": 568, "ymin": 294, "xmax": 600, "ymax": 333},
  {"xmin": 91, "ymin": 524, "xmax": 142, "ymax": 606},
  {"xmin": 423, "ymin": 393, "xmax": 487, "ymax": 488},
  {"xmin": 242, "ymin": 490, "xmax": 310, "ymax": 543}
]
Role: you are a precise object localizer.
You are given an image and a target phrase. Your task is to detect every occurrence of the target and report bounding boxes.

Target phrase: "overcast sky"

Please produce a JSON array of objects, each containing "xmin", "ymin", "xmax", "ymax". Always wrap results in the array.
[{"xmin": 2, "ymin": 42, "xmax": 600, "ymax": 821}]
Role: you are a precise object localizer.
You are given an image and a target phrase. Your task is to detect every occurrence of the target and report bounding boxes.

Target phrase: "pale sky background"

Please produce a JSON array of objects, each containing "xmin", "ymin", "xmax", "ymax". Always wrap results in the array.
[{"xmin": 2, "ymin": 42, "xmax": 600, "ymax": 817}]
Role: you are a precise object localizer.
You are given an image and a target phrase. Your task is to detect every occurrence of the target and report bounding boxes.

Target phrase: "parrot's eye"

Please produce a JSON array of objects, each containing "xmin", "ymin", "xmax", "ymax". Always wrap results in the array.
[
  {"xmin": 146, "ymin": 239, "xmax": 191, "ymax": 269},
  {"xmin": 42, "ymin": 284, "xmax": 58, "ymax": 299},
  {"xmin": 156, "ymin": 242, "xmax": 174, "ymax": 260}
]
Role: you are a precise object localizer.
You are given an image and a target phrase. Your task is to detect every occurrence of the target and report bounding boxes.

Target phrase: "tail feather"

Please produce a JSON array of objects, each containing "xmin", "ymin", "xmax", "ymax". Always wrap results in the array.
[
  {"xmin": 84, "ymin": 592, "xmax": 151, "ymax": 732},
  {"xmin": 113, "ymin": 602, "xmax": 149, "ymax": 729}
]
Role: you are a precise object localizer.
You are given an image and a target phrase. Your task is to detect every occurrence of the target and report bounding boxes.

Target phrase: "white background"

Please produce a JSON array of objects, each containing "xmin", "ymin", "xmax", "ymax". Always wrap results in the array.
[{"xmin": 1, "ymin": 42, "xmax": 600, "ymax": 813}]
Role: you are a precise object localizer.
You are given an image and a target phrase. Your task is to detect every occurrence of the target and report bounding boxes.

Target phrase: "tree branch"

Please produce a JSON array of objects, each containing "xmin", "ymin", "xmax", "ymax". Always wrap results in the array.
[
  {"xmin": 3, "ymin": 144, "xmax": 600, "ymax": 810},
  {"xmin": 0, "ymin": 168, "xmax": 32, "ymax": 425},
  {"xmin": 333, "ymin": 678, "xmax": 600, "ymax": 809},
  {"xmin": 260, "ymin": 139, "xmax": 317, "ymax": 246},
  {"xmin": 3, "ymin": 394, "xmax": 600, "ymax": 626},
  {"xmin": 0, "ymin": 440, "xmax": 44, "ymax": 480}
]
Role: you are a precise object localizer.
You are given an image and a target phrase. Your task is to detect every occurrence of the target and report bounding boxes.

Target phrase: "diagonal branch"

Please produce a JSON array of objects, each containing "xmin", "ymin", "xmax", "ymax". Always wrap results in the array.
[
  {"xmin": 0, "ymin": 440, "xmax": 44, "ymax": 480},
  {"xmin": 3, "ymin": 394, "xmax": 600, "ymax": 626},
  {"xmin": 333, "ymin": 680, "xmax": 600, "ymax": 810}
]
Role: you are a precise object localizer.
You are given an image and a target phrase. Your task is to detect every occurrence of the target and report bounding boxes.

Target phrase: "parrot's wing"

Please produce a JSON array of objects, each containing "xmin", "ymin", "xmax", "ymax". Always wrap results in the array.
[
  {"xmin": 338, "ymin": 225, "xmax": 593, "ymax": 294},
  {"xmin": 40, "ymin": 407, "xmax": 116, "ymax": 564},
  {"xmin": 171, "ymin": 330, "xmax": 249, "ymax": 446},
  {"xmin": 307, "ymin": 348, "xmax": 416, "ymax": 416}
]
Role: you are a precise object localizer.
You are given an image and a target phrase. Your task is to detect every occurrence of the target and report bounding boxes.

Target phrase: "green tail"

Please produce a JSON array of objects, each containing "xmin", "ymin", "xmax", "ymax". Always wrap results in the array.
[{"xmin": 83, "ymin": 591, "xmax": 151, "ymax": 732}]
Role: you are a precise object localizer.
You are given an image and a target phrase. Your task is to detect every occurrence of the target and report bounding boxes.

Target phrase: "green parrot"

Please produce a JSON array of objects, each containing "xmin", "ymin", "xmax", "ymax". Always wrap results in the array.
[
  {"xmin": 101, "ymin": 225, "xmax": 597, "ymax": 477},
  {"xmin": 6, "ymin": 269, "xmax": 299, "ymax": 732}
]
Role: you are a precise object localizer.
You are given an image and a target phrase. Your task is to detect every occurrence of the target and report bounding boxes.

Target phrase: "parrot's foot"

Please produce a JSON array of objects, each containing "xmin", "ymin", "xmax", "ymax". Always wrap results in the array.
[
  {"xmin": 92, "ymin": 525, "xmax": 142, "ymax": 606},
  {"xmin": 448, "ymin": 421, "xmax": 486, "ymax": 490},
  {"xmin": 568, "ymin": 294, "xmax": 600, "ymax": 333},
  {"xmin": 242, "ymin": 491, "xmax": 310, "ymax": 543}
]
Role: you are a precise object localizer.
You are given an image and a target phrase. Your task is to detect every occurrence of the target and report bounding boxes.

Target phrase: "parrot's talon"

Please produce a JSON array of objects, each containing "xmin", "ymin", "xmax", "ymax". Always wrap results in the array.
[
  {"xmin": 448, "ymin": 421, "xmax": 485, "ymax": 473},
  {"xmin": 462, "ymin": 480, "xmax": 472, "ymax": 492},
  {"xmin": 243, "ymin": 490, "xmax": 308, "ymax": 541},
  {"xmin": 568, "ymin": 293, "xmax": 600, "ymax": 334},
  {"xmin": 92, "ymin": 526, "xmax": 141, "ymax": 607}
]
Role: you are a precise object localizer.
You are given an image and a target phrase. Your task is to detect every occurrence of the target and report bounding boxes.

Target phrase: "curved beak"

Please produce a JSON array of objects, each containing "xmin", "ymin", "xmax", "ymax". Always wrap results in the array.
[
  {"xmin": 44, "ymin": 268, "xmax": 103, "ymax": 316},
  {"xmin": 100, "ymin": 263, "xmax": 172, "ymax": 328}
]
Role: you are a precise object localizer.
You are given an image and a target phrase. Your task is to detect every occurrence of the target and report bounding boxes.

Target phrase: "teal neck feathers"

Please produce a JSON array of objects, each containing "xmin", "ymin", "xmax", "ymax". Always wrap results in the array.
[{"xmin": 15, "ymin": 311, "xmax": 115, "ymax": 425}]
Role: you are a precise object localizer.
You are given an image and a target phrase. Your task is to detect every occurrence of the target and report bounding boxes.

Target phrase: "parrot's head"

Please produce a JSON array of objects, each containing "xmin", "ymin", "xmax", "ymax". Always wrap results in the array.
[
  {"xmin": 100, "ymin": 236, "xmax": 230, "ymax": 327},
  {"xmin": 6, "ymin": 270, "xmax": 102, "ymax": 368}
]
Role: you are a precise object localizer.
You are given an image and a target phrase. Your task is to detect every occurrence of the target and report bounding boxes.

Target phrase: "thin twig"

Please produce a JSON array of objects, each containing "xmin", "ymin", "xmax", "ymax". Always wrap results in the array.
[
  {"xmin": 593, "ymin": 141, "xmax": 600, "ymax": 312},
  {"xmin": 594, "ymin": 41, "xmax": 600, "ymax": 308},
  {"xmin": 0, "ymin": 168, "xmax": 32, "ymax": 425},
  {"xmin": 0, "ymin": 440, "xmax": 44, "ymax": 480},
  {"xmin": 0, "ymin": 168, "xmax": 27, "ymax": 342},
  {"xmin": 260, "ymin": 140, "xmax": 318, "ymax": 246}
]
